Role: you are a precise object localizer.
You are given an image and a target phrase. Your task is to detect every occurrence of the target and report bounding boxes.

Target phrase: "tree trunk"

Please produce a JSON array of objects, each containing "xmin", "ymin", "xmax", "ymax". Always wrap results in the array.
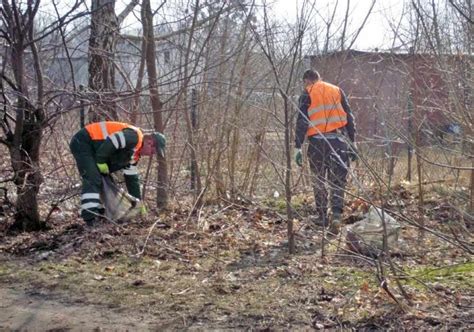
[
  {"xmin": 229, "ymin": 37, "xmax": 251, "ymax": 196},
  {"xmin": 180, "ymin": 0, "xmax": 202, "ymax": 203},
  {"xmin": 212, "ymin": 15, "xmax": 231, "ymax": 198},
  {"xmin": 2, "ymin": 0, "xmax": 45, "ymax": 231},
  {"xmin": 88, "ymin": 0, "xmax": 119, "ymax": 121},
  {"xmin": 190, "ymin": 88, "xmax": 199, "ymax": 191},
  {"xmin": 470, "ymin": 159, "xmax": 474, "ymax": 214},
  {"xmin": 142, "ymin": 0, "xmax": 168, "ymax": 208},
  {"xmin": 407, "ymin": 93, "xmax": 413, "ymax": 181},
  {"xmin": 10, "ymin": 120, "xmax": 44, "ymax": 231},
  {"xmin": 284, "ymin": 95, "xmax": 295, "ymax": 254},
  {"xmin": 130, "ymin": 37, "xmax": 147, "ymax": 125}
]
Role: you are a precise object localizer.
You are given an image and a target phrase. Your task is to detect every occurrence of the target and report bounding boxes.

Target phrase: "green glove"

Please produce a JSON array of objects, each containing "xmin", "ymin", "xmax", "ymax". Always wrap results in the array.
[
  {"xmin": 97, "ymin": 163, "xmax": 109, "ymax": 174},
  {"xmin": 295, "ymin": 148, "xmax": 303, "ymax": 167},
  {"xmin": 154, "ymin": 133, "xmax": 166, "ymax": 157},
  {"xmin": 138, "ymin": 201, "xmax": 147, "ymax": 216},
  {"xmin": 348, "ymin": 144, "xmax": 359, "ymax": 162}
]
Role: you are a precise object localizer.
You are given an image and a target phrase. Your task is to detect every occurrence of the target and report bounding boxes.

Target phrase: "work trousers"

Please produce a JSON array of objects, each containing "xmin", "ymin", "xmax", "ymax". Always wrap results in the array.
[
  {"xmin": 307, "ymin": 136, "xmax": 349, "ymax": 220},
  {"xmin": 69, "ymin": 129, "xmax": 104, "ymax": 221}
]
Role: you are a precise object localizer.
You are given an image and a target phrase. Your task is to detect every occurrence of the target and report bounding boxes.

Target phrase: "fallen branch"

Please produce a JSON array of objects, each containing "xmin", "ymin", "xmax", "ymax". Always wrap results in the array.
[{"xmin": 136, "ymin": 218, "xmax": 162, "ymax": 257}]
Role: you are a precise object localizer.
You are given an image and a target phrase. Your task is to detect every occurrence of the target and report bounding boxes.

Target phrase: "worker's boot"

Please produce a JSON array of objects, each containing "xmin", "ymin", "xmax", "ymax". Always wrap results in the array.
[
  {"xmin": 307, "ymin": 213, "xmax": 328, "ymax": 227},
  {"xmin": 84, "ymin": 215, "xmax": 103, "ymax": 228}
]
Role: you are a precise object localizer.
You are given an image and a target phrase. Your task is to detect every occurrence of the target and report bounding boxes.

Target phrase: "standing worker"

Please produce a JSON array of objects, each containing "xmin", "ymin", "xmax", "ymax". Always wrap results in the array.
[
  {"xmin": 70, "ymin": 121, "xmax": 166, "ymax": 226},
  {"xmin": 294, "ymin": 70, "xmax": 357, "ymax": 233}
]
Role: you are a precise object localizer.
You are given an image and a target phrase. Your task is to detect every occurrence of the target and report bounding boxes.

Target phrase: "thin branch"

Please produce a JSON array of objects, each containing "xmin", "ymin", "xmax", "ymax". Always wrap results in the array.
[
  {"xmin": 122, "ymin": 2, "xmax": 241, "ymax": 42},
  {"xmin": 448, "ymin": 0, "xmax": 474, "ymax": 24},
  {"xmin": 346, "ymin": 0, "xmax": 376, "ymax": 50},
  {"xmin": 0, "ymin": 73, "xmax": 19, "ymax": 91},
  {"xmin": 26, "ymin": 0, "xmax": 87, "ymax": 47},
  {"xmin": 28, "ymin": 1, "xmax": 44, "ymax": 109},
  {"xmin": 52, "ymin": 0, "xmax": 77, "ymax": 91},
  {"xmin": 117, "ymin": 0, "xmax": 139, "ymax": 25}
]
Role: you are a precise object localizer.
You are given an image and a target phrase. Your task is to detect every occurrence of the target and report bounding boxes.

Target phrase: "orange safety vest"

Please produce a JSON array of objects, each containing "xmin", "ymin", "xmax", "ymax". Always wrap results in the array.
[
  {"xmin": 85, "ymin": 121, "xmax": 144, "ymax": 162},
  {"xmin": 306, "ymin": 81, "xmax": 348, "ymax": 137}
]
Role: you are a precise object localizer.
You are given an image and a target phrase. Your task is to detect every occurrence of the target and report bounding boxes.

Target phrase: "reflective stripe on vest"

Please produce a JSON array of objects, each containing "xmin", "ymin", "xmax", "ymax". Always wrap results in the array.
[
  {"xmin": 85, "ymin": 121, "xmax": 144, "ymax": 162},
  {"xmin": 308, "ymin": 103, "xmax": 343, "ymax": 117},
  {"xmin": 310, "ymin": 115, "xmax": 347, "ymax": 127},
  {"xmin": 306, "ymin": 81, "xmax": 347, "ymax": 137},
  {"xmin": 99, "ymin": 121, "xmax": 109, "ymax": 138}
]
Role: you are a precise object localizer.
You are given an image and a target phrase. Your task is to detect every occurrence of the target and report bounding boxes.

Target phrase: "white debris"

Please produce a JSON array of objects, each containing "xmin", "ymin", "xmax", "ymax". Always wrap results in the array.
[{"xmin": 346, "ymin": 206, "xmax": 401, "ymax": 257}]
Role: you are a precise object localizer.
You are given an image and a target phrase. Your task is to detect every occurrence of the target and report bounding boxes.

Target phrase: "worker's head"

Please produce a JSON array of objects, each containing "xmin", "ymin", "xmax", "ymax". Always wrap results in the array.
[
  {"xmin": 302, "ymin": 69, "xmax": 320, "ymax": 86},
  {"xmin": 141, "ymin": 132, "xmax": 166, "ymax": 157}
]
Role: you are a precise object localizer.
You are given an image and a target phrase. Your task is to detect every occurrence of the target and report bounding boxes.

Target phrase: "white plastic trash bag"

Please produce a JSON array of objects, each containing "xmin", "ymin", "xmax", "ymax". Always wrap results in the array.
[
  {"xmin": 101, "ymin": 176, "xmax": 140, "ymax": 222},
  {"xmin": 346, "ymin": 206, "xmax": 401, "ymax": 257}
]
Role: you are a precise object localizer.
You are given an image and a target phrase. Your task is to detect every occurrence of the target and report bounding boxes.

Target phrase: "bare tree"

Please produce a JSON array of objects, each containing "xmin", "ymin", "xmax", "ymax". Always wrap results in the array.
[
  {"xmin": 0, "ymin": 0, "xmax": 46, "ymax": 231},
  {"xmin": 1, "ymin": 0, "xmax": 83, "ymax": 230},
  {"xmin": 141, "ymin": 0, "xmax": 168, "ymax": 207},
  {"xmin": 246, "ymin": 1, "xmax": 312, "ymax": 253},
  {"xmin": 88, "ymin": 0, "xmax": 138, "ymax": 121}
]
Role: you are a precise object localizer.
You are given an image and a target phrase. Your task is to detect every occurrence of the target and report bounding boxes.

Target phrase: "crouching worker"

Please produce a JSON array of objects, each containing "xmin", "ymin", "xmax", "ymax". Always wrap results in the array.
[{"xmin": 70, "ymin": 121, "xmax": 166, "ymax": 226}]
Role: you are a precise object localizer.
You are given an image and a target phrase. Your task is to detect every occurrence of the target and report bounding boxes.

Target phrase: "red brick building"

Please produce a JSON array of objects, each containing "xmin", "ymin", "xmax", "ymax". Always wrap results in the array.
[{"xmin": 306, "ymin": 50, "xmax": 470, "ymax": 143}]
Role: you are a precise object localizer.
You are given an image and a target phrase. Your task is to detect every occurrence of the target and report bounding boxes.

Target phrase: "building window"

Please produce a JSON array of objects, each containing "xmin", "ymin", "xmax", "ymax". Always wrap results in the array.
[{"xmin": 164, "ymin": 50, "xmax": 170, "ymax": 64}]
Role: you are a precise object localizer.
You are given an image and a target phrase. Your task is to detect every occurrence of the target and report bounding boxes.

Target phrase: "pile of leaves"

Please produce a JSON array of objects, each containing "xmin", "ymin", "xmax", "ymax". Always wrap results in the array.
[{"xmin": 0, "ymin": 182, "xmax": 472, "ymax": 329}]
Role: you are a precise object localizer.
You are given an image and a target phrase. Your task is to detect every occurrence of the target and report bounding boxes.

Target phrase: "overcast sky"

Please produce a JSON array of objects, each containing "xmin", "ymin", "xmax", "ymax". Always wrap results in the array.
[
  {"xmin": 44, "ymin": 0, "xmax": 407, "ymax": 51},
  {"xmin": 115, "ymin": 0, "xmax": 408, "ymax": 50},
  {"xmin": 272, "ymin": 0, "xmax": 406, "ymax": 50}
]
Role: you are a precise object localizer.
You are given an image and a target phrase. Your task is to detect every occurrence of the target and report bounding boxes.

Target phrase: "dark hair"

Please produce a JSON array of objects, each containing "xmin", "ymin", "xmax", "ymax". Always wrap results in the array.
[{"xmin": 302, "ymin": 69, "xmax": 320, "ymax": 81}]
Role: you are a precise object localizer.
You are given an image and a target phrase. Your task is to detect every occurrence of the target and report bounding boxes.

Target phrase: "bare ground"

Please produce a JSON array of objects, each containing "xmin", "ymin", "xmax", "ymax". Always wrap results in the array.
[
  {"xmin": 0, "ymin": 185, "xmax": 473, "ymax": 330},
  {"xmin": 0, "ymin": 287, "xmax": 157, "ymax": 331}
]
